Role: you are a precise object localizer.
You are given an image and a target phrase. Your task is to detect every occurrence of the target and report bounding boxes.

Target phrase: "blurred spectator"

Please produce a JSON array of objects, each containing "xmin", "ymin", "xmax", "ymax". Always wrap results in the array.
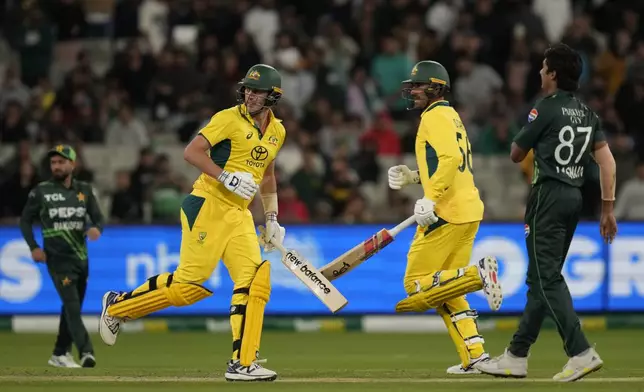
[
  {"xmin": 614, "ymin": 162, "xmax": 644, "ymax": 220},
  {"xmin": 290, "ymin": 148, "xmax": 325, "ymax": 218},
  {"xmin": 0, "ymin": 159, "xmax": 39, "ymax": 222},
  {"xmin": 370, "ymin": 36, "xmax": 413, "ymax": 118},
  {"xmin": 324, "ymin": 157, "xmax": 359, "ymax": 218},
  {"xmin": 454, "ymin": 54, "xmax": 503, "ymax": 121},
  {"xmin": 359, "ymin": 111, "xmax": 401, "ymax": 157},
  {"xmin": 130, "ymin": 147, "xmax": 158, "ymax": 219},
  {"xmin": 0, "ymin": 101, "xmax": 28, "ymax": 143},
  {"xmin": 48, "ymin": 0, "xmax": 88, "ymax": 41},
  {"xmin": 277, "ymin": 184, "xmax": 309, "ymax": 223},
  {"xmin": 150, "ymin": 154, "xmax": 187, "ymax": 223},
  {"xmin": 12, "ymin": 6, "xmax": 54, "ymax": 87},
  {"xmin": 476, "ymin": 111, "xmax": 519, "ymax": 155},
  {"xmin": 0, "ymin": 66, "xmax": 31, "ymax": 111},
  {"xmin": 243, "ymin": 0, "xmax": 279, "ymax": 63},
  {"xmin": 110, "ymin": 170, "xmax": 140, "ymax": 223},
  {"xmin": 105, "ymin": 103, "xmax": 150, "ymax": 147}
]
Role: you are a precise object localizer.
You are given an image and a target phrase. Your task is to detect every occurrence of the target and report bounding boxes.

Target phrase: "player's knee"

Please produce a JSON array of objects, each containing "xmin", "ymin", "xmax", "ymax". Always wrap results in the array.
[{"xmin": 166, "ymin": 274, "xmax": 213, "ymax": 306}]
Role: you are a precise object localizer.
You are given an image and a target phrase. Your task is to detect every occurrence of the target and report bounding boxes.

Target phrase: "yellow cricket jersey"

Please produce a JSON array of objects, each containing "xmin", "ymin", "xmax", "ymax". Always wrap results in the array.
[
  {"xmin": 416, "ymin": 100, "xmax": 484, "ymax": 224},
  {"xmin": 193, "ymin": 104, "xmax": 286, "ymax": 210}
]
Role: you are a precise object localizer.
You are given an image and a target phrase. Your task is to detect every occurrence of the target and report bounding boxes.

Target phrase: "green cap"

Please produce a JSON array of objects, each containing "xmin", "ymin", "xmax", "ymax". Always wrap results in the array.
[
  {"xmin": 403, "ymin": 60, "xmax": 451, "ymax": 88},
  {"xmin": 47, "ymin": 144, "xmax": 77, "ymax": 162}
]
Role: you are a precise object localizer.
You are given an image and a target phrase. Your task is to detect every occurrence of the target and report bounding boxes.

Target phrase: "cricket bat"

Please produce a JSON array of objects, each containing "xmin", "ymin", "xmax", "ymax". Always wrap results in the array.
[
  {"xmin": 270, "ymin": 240, "xmax": 348, "ymax": 313},
  {"xmin": 319, "ymin": 215, "xmax": 417, "ymax": 281}
]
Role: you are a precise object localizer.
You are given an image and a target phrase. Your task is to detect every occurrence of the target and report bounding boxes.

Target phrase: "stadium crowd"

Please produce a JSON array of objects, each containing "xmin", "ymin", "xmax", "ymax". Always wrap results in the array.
[{"xmin": 0, "ymin": 0, "xmax": 643, "ymax": 224}]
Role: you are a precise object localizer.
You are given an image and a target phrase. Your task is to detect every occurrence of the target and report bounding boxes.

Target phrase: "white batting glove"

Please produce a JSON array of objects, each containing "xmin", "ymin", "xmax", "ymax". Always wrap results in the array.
[
  {"xmin": 388, "ymin": 165, "xmax": 420, "ymax": 190},
  {"xmin": 414, "ymin": 197, "xmax": 439, "ymax": 227},
  {"xmin": 258, "ymin": 214, "xmax": 286, "ymax": 252},
  {"xmin": 217, "ymin": 171, "xmax": 258, "ymax": 200}
]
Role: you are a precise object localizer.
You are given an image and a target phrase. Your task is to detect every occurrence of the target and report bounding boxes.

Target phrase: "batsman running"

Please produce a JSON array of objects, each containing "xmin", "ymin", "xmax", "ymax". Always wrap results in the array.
[
  {"xmin": 99, "ymin": 64, "xmax": 286, "ymax": 382},
  {"xmin": 475, "ymin": 43, "xmax": 617, "ymax": 382},
  {"xmin": 388, "ymin": 60, "xmax": 503, "ymax": 374}
]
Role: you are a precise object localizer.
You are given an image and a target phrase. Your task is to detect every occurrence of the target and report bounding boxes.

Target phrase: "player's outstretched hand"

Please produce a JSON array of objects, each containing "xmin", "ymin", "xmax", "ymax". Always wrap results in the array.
[
  {"xmin": 414, "ymin": 197, "xmax": 439, "ymax": 227},
  {"xmin": 217, "ymin": 171, "xmax": 258, "ymax": 200},
  {"xmin": 600, "ymin": 212, "xmax": 617, "ymax": 244},
  {"xmin": 387, "ymin": 165, "xmax": 419, "ymax": 190},
  {"xmin": 31, "ymin": 248, "xmax": 46, "ymax": 263}
]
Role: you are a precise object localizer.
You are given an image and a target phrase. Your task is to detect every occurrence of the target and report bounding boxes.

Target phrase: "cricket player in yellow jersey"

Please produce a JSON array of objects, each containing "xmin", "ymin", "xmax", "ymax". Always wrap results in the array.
[
  {"xmin": 388, "ymin": 60, "xmax": 503, "ymax": 374},
  {"xmin": 98, "ymin": 64, "xmax": 287, "ymax": 382}
]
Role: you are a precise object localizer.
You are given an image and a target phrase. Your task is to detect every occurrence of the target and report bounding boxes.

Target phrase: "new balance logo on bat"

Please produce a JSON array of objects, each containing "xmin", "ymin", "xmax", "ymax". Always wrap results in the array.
[{"xmin": 285, "ymin": 251, "xmax": 331, "ymax": 295}]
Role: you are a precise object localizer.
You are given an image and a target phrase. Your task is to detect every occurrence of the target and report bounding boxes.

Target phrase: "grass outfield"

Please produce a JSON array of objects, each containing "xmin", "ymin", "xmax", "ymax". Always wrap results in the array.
[{"xmin": 0, "ymin": 330, "xmax": 642, "ymax": 391}]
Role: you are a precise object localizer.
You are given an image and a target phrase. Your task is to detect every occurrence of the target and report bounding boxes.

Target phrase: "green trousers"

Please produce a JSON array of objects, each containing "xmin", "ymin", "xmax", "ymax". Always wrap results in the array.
[{"xmin": 509, "ymin": 181, "xmax": 590, "ymax": 358}]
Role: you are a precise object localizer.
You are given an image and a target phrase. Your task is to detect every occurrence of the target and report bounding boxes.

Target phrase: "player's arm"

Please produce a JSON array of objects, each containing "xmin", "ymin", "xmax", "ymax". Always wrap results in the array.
[
  {"xmin": 19, "ymin": 187, "xmax": 42, "ymax": 252},
  {"xmin": 184, "ymin": 114, "xmax": 258, "ymax": 199},
  {"xmin": 86, "ymin": 185, "xmax": 105, "ymax": 238},
  {"xmin": 416, "ymin": 116, "xmax": 460, "ymax": 202},
  {"xmin": 511, "ymin": 103, "xmax": 551, "ymax": 163},
  {"xmin": 591, "ymin": 118, "xmax": 617, "ymax": 242},
  {"xmin": 259, "ymin": 160, "xmax": 278, "ymax": 216},
  {"xmin": 183, "ymin": 123, "xmax": 225, "ymax": 180}
]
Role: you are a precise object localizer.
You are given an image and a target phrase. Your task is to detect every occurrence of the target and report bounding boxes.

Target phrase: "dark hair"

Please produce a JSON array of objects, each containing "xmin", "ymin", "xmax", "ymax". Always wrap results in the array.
[{"xmin": 544, "ymin": 43, "xmax": 582, "ymax": 92}]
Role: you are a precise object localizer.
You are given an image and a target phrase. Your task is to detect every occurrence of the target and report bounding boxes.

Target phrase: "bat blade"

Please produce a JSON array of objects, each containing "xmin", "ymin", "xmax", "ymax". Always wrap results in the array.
[{"xmin": 320, "ymin": 228, "xmax": 394, "ymax": 281}]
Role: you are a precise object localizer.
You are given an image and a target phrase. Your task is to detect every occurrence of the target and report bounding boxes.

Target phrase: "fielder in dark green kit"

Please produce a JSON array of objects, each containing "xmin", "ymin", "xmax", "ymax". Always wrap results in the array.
[
  {"xmin": 476, "ymin": 44, "xmax": 618, "ymax": 382},
  {"xmin": 20, "ymin": 145, "xmax": 104, "ymax": 368}
]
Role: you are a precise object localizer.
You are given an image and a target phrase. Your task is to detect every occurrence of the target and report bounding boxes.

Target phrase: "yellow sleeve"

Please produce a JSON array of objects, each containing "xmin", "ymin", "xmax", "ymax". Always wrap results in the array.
[
  {"xmin": 416, "ymin": 114, "xmax": 460, "ymax": 201},
  {"xmin": 198, "ymin": 112, "xmax": 230, "ymax": 146}
]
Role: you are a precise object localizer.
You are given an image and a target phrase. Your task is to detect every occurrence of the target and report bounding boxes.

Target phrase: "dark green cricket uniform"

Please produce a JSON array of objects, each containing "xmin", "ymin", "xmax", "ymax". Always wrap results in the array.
[
  {"xmin": 509, "ymin": 90, "xmax": 606, "ymax": 358},
  {"xmin": 20, "ymin": 177, "xmax": 104, "ymax": 357}
]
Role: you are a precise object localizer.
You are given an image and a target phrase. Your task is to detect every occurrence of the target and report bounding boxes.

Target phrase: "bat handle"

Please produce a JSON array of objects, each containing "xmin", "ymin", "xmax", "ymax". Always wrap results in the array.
[
  {"xmin": 389, "ymin": 215, "xmax": 417, "ymax": 237},
  {"xmin": 270, "ymin": 239, "xmax": 288, "ymax": 255}
]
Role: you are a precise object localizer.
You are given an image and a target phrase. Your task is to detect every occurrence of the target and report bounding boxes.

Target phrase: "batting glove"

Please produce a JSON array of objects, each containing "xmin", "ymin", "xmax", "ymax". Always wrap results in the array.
[
  {"xmin": 388, "ymin": 165, "xmax": 420, "ymax": 190},
  {"xmin": 217, "ymin": 171, "xmax": 258, "ymax": 200},
  {"xmin": 414, "ymin": 197, "xmax": 439, "ymax": 227},
  {"xmin": 258, "ymin": 216, "xmax": 286, "ymax": 253}
]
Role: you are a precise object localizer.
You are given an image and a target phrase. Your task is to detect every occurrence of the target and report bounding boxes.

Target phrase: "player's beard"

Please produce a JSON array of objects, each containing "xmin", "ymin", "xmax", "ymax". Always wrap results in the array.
[{"xmin": 52, "ymin": 169, "xmax": 71, "ymax": 181}]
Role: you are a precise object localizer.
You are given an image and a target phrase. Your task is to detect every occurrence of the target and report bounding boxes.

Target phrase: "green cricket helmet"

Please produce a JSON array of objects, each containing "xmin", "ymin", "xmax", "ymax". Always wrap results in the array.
[
  {"xmin": 401, "ymin": 60, "xmax": 450, "ymax": 109},
  {"xmin": 236, "ymin": 64, "xmax": 283, "ymax": 113}
]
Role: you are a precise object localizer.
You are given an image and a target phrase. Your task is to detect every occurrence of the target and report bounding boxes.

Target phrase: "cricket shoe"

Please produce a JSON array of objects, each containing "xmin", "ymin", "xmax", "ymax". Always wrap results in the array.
[
  {"xmin": 446, "ymin": 353, "xmax": 490, "ymax": 375},
  {"xmin": 81, "ymin": 353, "xmax": 96, "ymax": 368},
  {"xmin": 477, "ymin": 256, "xmax": 502, "ymax": 311},
  {"xmin": 474, "ymin": 348, "xmax": 528, "ymax": 378},
  {"xmin": 48, "ymin": 353, "xmax": 81, "ymax": 368},
  {"xmin": 99, "ymin": 291, "xmax": 123, "ymax": 346},
  {"xmin": 553, "ymin": 347, "xmax": 603, "ymax": 382},
  {"xmin": 225, "ymin": 359, "xmax": 277, "ymax": 382}
]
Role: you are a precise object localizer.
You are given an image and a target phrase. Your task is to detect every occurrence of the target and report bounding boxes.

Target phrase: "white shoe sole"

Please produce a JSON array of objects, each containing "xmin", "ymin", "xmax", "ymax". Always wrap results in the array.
[
  {"xmin": 99, "ymin": 292, "xmax": 118, "ymax": 346},
  {"xmin": 554, "ymin": 359, "xmax": 603, "ymax": 382},
  {"xmin": 475, "ymin": 364, "xmax": 527, "ymax": 378},
  {"xmin": 225, "ymin": 372, "xmax": 277, "ymax": 382},
  {"xmin": 478, "ymin": 257, "xmax": 503, "ymax": 311}
]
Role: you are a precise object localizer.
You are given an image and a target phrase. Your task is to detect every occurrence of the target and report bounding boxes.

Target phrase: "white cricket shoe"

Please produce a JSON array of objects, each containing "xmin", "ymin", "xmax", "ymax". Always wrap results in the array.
[
  {"xmin": 477, "ymin": 256, "xmax": 503, "ymax": 311},
  {"xmin": 474, "ymin": 348, "xmax": 528, "ymax": 378},
  {"xmin": 48, "ymin": 353, "xmax": 81, "ymax": 368},
  {"xmin": 553, "ymin": 347, "xmax": 603, "ymax": 382},
  {"xmin": 225, "ymin": 359, "xmax": 277, "ymax": 382},
  {"xmin": 446, "ymin": 353, "xmax": 489, "ymax": 375},
  {"xmin": 99, "ymin": 291, "xmax": 123, "ymax": 346}
]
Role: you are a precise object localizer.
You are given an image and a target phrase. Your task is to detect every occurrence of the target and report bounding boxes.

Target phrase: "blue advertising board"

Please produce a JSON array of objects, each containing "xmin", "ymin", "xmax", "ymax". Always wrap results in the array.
[{"xmin": 0, "ymin": 223, "xmax": 642, "ymax": 315}]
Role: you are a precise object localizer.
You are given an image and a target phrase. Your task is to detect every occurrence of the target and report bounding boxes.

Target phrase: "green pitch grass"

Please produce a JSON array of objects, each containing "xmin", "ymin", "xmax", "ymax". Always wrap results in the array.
[{"xmin": 0, "ymin": 330, "xmax": 643, "ymax": 392}]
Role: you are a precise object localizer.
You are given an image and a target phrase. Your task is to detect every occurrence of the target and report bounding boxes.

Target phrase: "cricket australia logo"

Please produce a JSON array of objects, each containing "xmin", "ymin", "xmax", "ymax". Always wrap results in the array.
[
  {"xmin": 248, "ymin": 70, "xmax": 260, "ymax": 80},
  {"xmin": 198, "ymin": 232, "xmax": 207, "ymax": 244}
]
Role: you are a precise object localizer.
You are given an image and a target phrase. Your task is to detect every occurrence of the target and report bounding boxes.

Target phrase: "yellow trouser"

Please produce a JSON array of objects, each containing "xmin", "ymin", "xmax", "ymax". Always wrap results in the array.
[
  {"xmin": 402, "ymin": 220, "xmax": 485, "ymax": 368},
  {"xmin": 108, "ymin": 190, "xmax": 269, "ymax": 365}
]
